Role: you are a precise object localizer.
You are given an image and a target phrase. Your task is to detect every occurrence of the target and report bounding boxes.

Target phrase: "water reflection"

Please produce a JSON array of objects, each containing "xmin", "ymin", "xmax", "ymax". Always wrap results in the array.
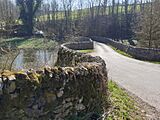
[{"xmin": 0, "ymin": 49, "xmax": 58, "ymax": 71}]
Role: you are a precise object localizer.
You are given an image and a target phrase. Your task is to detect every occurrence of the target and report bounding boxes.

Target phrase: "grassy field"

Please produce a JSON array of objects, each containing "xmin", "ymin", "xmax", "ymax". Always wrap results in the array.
[
  {"xmin": 18, "ymin": 38, "xmax": 58, "ymax": 49},
  {"xmin": 37, "ymin": 4, "xmax": 141, "ymax": 22},
  {"xmin": 107, "ymin": 81, "xmax": 145, "ymax": 120},
  {"xmin": 0, "ymin": 37, "xmax": 58, "ymax": 49}
]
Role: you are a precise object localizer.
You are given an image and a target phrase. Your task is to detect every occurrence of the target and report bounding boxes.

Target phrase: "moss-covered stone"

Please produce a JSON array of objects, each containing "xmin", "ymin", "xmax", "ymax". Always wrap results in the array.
[{"xmin": 0, "ymin": 41, "xmax": 108, "ymax": 120}]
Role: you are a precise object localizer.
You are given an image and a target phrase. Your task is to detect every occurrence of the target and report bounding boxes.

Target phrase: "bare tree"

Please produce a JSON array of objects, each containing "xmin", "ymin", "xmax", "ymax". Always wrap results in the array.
[{"xmin": 136, "ymin": 0, "xmax": 160, "ymax": 48}]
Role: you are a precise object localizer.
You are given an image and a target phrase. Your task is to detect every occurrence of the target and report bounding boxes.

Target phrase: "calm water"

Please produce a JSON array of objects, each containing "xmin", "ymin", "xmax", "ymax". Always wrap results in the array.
[{"xmin": 0, "ymin": 49, "xmax": 58, "ymax": 71}]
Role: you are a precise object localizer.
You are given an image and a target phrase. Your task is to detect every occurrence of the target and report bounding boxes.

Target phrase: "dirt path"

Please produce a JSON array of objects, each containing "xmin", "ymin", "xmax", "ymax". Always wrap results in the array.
[{"xmin": 92, "ymin": 42, "xmax": 160, "ymax": 114}]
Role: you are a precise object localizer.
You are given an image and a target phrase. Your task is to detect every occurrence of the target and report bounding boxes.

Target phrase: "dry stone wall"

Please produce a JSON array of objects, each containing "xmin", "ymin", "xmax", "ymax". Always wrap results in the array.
[
  {"xmin": 64, "ymin": 40, "xmax": 94, "ymax": 50},
  {"xmin": 0, "ymin": 39, "xmax": 108, "ymax": 120},
  {"xmin": 91, "ymin": 36, "xmax": 160, "ymax": 61}
]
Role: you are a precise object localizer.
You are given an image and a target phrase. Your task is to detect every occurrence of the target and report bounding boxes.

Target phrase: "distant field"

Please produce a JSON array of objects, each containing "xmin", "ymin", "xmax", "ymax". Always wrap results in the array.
[{"xmin": 37, "ymin": 4, "xmax": 141, "ymax": 22}]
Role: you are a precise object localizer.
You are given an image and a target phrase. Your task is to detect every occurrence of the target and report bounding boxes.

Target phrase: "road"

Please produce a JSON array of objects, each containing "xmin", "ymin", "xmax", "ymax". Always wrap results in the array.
[{"xmin": 92, "ymin": 42, "xmax": 160, "ymax": 112}]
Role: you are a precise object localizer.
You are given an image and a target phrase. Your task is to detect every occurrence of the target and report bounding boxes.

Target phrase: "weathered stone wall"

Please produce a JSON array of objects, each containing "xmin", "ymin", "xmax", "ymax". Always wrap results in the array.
[
  {"xmin": 63, "ymin": 37, "xmax": 94, "ymax": 50},
  {"xmin": 91, "ymin": 36, "xmax": 160, "ymax": 61},
  {"xmin": 64, "ymin": 39, "xmax": 94, "ymax": 50},
  {"xmin": 0, "ymin": 40, "xmax": 107, "ymax": 120},
  {"xmin": 56, "ymin": 45, "xmax": 107, "ymax": 77},
  {"xmin": 71, "ymin": 36, "xmax": 93, "ymax": 42}
]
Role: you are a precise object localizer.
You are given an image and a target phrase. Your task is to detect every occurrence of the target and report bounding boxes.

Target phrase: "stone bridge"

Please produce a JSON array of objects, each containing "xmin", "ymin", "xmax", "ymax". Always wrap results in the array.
[{"xmin": 0, "ymin": 38, "xmax": 108, "ymax": 120}]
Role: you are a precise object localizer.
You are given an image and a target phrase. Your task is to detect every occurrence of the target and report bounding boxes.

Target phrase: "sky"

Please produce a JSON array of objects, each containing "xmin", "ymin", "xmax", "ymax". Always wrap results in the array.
[{"xmin": 11, "ymin": 0, "xmax": 149, "ymax": 10}]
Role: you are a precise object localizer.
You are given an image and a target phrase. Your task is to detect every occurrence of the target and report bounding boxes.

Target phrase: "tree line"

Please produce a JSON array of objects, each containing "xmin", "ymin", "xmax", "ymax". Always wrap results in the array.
[
  {"xmin": 0, "ymin": 0, "xmax": 18, "ymax": 37},
  {"xmin": 0, "ymin": 0, "xmax": 160, "ymax": 48}
]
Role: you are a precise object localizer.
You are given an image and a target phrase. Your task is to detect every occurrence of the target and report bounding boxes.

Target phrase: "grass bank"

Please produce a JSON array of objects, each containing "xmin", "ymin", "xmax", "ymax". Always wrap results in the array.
[
  {"xmin": 107, "ymin": 81, "xmax": 145, "ymax": 120},
  {"xmin": 110, "ymin": 46, "xmax": 160, "ymax": 64},
  {"xmin": 110, "ymin": 46, "xmax": 133, "ymax": 58},
  {"xmin": 0, "ymin": 37, "xmax": 58, "ymax": 49},
  {"xmin": 18, "ymin": 38, "xmax": 58, "ymax": 49},
  {"xmin": 78, "ymin": 49, "xmax": 94, "ymax": 53}
]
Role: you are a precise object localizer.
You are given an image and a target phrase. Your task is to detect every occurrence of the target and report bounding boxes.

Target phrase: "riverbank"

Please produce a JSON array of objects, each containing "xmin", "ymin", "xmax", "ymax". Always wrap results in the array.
[
  {"xmin": 0, "ymin": 37, "xmax": 58, "ymax": 49},
  {"xmin": 0, "ymin": 37, "xmax": 59, "ymax": 71}
]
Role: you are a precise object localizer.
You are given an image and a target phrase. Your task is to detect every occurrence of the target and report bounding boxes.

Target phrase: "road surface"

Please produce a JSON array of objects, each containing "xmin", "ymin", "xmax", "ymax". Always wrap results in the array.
[{"xmin": 92, "ymin": 42, "xmax": 160, "ymax": 112}]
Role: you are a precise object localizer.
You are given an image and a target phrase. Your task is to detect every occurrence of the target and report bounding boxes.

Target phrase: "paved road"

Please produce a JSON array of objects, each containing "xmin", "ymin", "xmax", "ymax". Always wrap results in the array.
[{"xmin": 92, "ymin": 42, "xmax": 160, "ymax": 112}]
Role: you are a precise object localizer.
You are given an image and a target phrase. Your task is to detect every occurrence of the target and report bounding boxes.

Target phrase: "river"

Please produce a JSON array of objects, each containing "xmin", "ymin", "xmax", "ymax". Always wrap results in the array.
[{"xmin": 0, "ymin": 49, "xmax": 58, "ymax": 71}]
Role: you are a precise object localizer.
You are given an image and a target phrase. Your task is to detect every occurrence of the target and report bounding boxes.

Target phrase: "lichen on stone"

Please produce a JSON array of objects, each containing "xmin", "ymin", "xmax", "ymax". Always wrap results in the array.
[{"xmin": 0, "ymin": 41, "xmax": 107, "ymax": 120}]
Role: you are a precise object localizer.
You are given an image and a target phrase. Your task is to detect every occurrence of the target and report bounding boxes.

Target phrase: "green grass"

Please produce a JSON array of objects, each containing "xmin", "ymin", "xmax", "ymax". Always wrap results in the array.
[
  {"xmin": 107, "ymin": 81, "xmax": 144, "ymax": 120},
  {"xmin": 37, "ymin": 4, "xmax": 141, "ymax": 22},
  {"xmin": 110, "ymin": 46, "xmax": 133, "ymax": 58},
  {"xmin": 78, "ymin": 49, "xmax": 94, "ymax": 53},
  {"xmin": 151, "ymin": 61, "xmax": 160, "ymax": 64},
  {"xmin": 18, "ymin": 38, "xmax": 58, "ymax": 49},
  {"xmin": 0, "ymin": 37, "xmax": 58, "ymax": 49},
  {"xmin": 0, "ymin": 37, "xmax": 23, "ymax": 43},
  {"xmin": 146, "ymin": 61, "xmax": 160, "ymax": 64},
  {"xmin": 110, "ymin": 46, "xmax": 160, "ymax": 64}
]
